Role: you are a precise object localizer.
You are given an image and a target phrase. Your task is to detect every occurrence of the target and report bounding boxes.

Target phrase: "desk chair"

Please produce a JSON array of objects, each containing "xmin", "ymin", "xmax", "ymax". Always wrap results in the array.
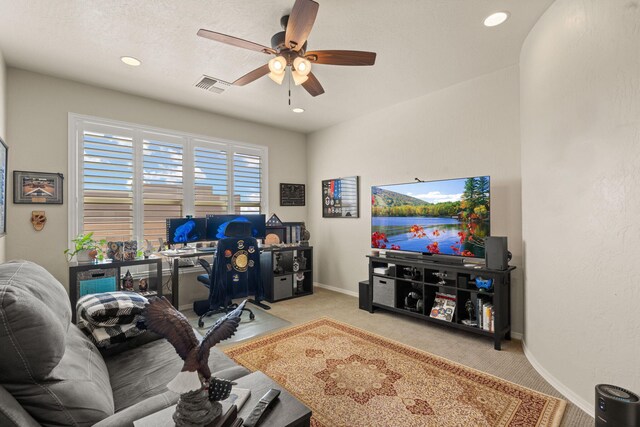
[
  {"xmin": 197, "ymin": 221, "xmax": 259, "ymax": 327},
  {"xmin": 197, "ymin": 258, "xmax": 212, "ymax": 287}
]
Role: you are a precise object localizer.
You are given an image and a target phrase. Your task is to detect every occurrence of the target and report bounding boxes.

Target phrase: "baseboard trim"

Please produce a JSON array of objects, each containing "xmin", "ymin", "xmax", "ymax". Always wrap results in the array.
[
  {"xmin": 179, "ymin": 303, "xmax": 192, "ymax": 311},
  {"xmin": 510, "ymin": 331, "xmax": 523, "ymax": 340},
  {"xmin": 314, "ymin": 282, "xmax": 358, "ymax": 298},
  {"xmin": 522, "ymin": 339, "xmax": 594, "ymax": 418}
]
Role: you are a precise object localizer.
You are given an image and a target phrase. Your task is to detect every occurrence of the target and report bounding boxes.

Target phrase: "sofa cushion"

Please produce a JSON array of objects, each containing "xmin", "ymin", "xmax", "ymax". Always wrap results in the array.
[
  {"xmin": 106, "ymin": 338, "xmax": 248, "ymax": 412},
  {"xmin": 0, "ymin": 260, "xmax": 72, "ymax": 382},
  {"xmin": 3, "ymin": 325, "xmax": 114, "ymax": 426}
]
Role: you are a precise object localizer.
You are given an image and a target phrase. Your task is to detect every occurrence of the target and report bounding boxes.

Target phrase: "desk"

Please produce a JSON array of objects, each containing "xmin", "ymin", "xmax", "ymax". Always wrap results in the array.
[
  {"xmin": 133, "ymin": 371, "xmax": 312, "ymax": 427},
  {"xmin": 161, "ymin": 249, "xmax": 216, "ymax": 308}
]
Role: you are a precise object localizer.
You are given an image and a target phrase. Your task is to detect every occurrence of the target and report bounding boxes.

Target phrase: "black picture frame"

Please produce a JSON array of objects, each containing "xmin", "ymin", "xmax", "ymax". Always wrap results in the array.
[
  {"xmin": 280, "ymin": 183, "xmax": 306, "ymax": 206},
  {"xmin": 13, "ymin": 170, "xmax": 64, "ymax": 204},
  {"xmin": 322, "ymin": 176, "xmax": 360, "ymax": 218},
  {"xmin": 0, "ymin": 138, "xmax": 7, "ymax": 235}
]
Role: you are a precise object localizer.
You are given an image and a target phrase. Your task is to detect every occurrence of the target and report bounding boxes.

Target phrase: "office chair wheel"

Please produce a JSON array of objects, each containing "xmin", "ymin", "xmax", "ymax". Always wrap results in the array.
[
  {"xmin": 249, "ymin": 312, "xmax": 255, "ymax": 320},
  {"xmin": 198, "ymin": 320, "xmax": 204, "ymax": 327}
]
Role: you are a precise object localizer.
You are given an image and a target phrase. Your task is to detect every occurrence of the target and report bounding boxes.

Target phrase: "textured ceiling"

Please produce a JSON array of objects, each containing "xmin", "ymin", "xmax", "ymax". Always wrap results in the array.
[{"xmin": 0, "ymin": 0, "xmax": 553, "ymax": 133}]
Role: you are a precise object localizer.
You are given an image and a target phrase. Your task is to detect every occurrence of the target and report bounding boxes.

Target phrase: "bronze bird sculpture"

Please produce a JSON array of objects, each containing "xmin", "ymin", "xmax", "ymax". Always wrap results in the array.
[{"xmin": 143, "ymin": 296, "xmax": 246, "ymax": 393}]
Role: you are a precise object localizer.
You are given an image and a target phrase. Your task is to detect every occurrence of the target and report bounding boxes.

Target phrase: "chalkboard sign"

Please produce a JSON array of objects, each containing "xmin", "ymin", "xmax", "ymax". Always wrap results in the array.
[
  {"xmin": 322, "ymin": 176, "xmax": 359, "ymax": 218},
  {"xmin": 280, "ymin": 183, "xmax": 305, "ymax": 206}
]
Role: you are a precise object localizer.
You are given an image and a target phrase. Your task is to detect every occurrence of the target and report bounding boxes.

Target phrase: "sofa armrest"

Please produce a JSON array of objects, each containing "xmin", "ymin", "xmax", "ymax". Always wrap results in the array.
[
  {"xmin": 93, "ymin": 390, "xmax": 179, "ymax": 427},
  {"xmin": 0, "ymin": 385, "xmax": 41, "ymax": 427}
]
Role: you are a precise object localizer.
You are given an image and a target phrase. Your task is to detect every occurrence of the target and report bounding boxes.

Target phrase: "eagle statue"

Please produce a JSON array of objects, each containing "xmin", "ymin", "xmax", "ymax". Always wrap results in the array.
[{"xmin": 143, "ymin": 296, "xmax": 246, "ymax": 393}]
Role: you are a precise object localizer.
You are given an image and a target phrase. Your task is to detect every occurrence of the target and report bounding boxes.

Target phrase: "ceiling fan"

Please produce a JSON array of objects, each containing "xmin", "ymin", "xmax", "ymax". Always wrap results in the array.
[{"xmin": 197, "ymin": 0, "xmax": 376, "ymax": 97}]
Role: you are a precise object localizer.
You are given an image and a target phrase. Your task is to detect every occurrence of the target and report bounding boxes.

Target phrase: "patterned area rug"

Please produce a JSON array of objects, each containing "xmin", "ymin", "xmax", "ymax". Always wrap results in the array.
[{"xmin": 224, "ymin": 318, "xmax": 566, "ymax": 427}]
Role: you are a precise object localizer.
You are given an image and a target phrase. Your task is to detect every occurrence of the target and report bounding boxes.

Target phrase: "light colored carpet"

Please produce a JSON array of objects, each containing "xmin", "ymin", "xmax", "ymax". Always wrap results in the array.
[
  {"xmin": 249, "ymin": 287, "xmax": 593, "ymax": 427},
  {"xmin": 183, "ymin": 302, "xmax": 291, "ymax": 345},
  {"xmin": 226, "ymin": 317, "xmax": 566, "ymax": 427}
]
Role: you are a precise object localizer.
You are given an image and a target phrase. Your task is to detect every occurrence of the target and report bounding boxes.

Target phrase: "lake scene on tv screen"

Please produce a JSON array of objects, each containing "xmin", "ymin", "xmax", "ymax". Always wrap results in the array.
[{"xmin": 371, "ymin": 177, "xmax": 490, "ymax": 257}]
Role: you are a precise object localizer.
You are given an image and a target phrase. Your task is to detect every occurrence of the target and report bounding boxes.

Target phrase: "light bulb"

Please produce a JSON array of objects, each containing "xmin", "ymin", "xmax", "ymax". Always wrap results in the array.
[
  {"xmin": 483, "ymin": 11, "xmax": 509, "ymax": 27},
  {"xmin": 293, "ymin": 57, "xmax": 311, "ymax": 76},
  {"xmin": 292, "ymin": 70, "xmax": 309, "ymax": 86},
  {"xmin": 268, "ymin": 56, "xmax": 287, "ymax": 74},
  {"xmin": 268, "ymin": 71, "xmax": 285, "ymax": 85}
]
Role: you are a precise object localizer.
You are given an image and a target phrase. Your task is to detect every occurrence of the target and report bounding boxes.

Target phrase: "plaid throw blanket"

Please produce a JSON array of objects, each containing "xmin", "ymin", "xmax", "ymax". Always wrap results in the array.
[{"xmin": 76, "ymin": 292, "xmax": 148, "ymax": 347}]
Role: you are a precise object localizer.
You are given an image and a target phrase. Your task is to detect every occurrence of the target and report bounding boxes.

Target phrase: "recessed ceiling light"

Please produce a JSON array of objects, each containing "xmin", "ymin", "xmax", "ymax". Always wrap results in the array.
[
  {"xmin": 120, "ymin": 56, "xmax": 141, "ymax": 67},
  {"xmin": 292, "ymin": 108, "xmax": 305, "ymax": 113},
  {"xmin": 483, "ymin": 11, "xmax": 510, "ymax": 27}
]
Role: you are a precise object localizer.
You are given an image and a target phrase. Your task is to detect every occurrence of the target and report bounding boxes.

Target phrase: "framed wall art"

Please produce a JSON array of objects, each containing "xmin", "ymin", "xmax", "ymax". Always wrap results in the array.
[
  {"xmin": 280, "ymin": 183, "xmax": 305, "ymax": 206},
  {"xmin": 322, "ymin": 176, "xmax": 359, "ymax": 218},
  {"xmin": 13, "ymin": 170, "xmax": 64, "ymax": 204},
  {"xmin": 0, "ymin": 138, "xmax": 7, "ymax": 234}
]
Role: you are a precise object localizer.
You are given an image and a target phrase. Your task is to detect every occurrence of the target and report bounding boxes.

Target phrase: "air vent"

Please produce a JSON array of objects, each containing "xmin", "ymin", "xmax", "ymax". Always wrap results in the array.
[{"xmin": 194, "ymin": 75, "xmax": 231, "ymax": 94}]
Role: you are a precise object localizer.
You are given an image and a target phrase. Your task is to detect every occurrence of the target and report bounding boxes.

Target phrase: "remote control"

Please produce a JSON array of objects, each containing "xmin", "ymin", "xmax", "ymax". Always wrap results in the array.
[{"xmin": 243, "ymin": 388, "xmax": 281, "ymax": 427}]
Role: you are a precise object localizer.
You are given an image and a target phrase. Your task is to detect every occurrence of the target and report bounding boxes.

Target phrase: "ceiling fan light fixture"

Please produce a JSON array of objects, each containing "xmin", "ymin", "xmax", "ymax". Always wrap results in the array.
[
  {"xmin": 268, "ymin": 71, "xmax": 286, "ymax": 85},
  {"xmin": 293, "ymin": 57, "xmax": 312, "ymax": 76},
  {"xmin": 292, "ymin": 107, "xmax": 305, "ymax": 113},
  {"xmin": 291, "ymin": 69, "xmax": 309, "ymax": 86},
  {"xmin": 268, "ymin": 56, "xmax": 287, "ymax": 74}
]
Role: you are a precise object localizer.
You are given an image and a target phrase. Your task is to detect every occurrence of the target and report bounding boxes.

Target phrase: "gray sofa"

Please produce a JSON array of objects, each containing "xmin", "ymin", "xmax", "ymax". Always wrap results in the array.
[{"xmin": 0, "ymin": 260, "xmax": 250, "ymax": 427}]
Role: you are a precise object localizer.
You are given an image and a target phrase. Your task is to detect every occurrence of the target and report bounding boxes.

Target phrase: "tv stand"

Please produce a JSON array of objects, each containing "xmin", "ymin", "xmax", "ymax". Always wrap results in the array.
[{"xmin": 365, "ymin": 254, "xmax": 514, "ymax": 350}]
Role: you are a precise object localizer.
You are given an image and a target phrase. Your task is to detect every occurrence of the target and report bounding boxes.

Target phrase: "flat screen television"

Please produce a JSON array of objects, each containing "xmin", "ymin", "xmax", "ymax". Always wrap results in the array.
[
  {"xmin": 166, "ymin": 217, "xmax": 208, "ymax": 245},
  {"xmin": 206, "ymin": 214, "xmax": 266, "ymax": 240},
  {"xmin": 371, "ymin": 176, "xmax": 490, "ymax": 258}
]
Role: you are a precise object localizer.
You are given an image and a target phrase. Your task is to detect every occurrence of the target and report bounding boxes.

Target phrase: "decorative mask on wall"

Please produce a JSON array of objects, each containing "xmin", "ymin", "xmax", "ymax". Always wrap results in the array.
[{"xmin": 31, "ymin": 211, "xmax": 46, "ymax": 231}]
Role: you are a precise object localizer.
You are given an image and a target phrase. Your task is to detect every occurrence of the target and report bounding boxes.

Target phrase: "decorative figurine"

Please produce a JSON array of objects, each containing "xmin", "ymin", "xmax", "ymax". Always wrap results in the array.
[
  {"xmin": 138, "ymin": 278, "xmax": 148, "ymax": 292},
  {"xmin": 122, "ymin": 270, "xmax": 134, "ymax": 291},
  {"xmin": 273, "ymin": 252, "xmax": 284, "ymax": 274},
  {"xmin": 434, "ymin": 272, "xmax": 447, "ymax": 285},
  {"xmin": 298, "ymin": 252, "xmax": 307, "ymax": 270},
  {"xmin": 292, "ymin": 256, "xmax": 300, "ymax": 272},
  {"xmin": 462, "ymin": 299, "xmax": 478, "ymax": 326},
  {"xmin": 300, "ymin": 224, "xmax": 311, "ymax": 246},
  {"xmin": 143, "ymin": 298, "xmax": 246, "ymax": 427}
]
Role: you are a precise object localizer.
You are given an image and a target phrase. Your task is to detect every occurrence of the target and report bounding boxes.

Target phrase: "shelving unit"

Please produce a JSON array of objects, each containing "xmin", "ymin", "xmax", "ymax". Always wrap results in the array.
[
  {"xmin": 69, "ymin": 257, "xmax": 163, "ymax": 323},
  {"xmin": 260, "ymin": 246, "xmax": 313, "ymax": 302},
  {"xmin": 365, "ymin": 254, "xmax": 514, "ymax": 350}
]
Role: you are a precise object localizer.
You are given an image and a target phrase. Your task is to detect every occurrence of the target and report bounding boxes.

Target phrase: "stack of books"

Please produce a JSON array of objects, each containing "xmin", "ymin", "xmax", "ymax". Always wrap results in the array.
[{"xmin": 476, "ymin": 298, "xmax": 495, "ymax": 332}]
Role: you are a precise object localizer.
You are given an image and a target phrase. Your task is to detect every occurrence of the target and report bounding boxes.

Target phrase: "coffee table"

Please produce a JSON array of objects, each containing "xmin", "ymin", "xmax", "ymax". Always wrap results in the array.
[{"xmin": 134, "ymin": 371, "xmax": 311, "ymax": 427}]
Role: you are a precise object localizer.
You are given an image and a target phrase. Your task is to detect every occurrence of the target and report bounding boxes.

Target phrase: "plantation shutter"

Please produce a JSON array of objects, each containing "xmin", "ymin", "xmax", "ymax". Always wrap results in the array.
[
  {"xmin": 81, "ymin": 128, "xmax": 134, "ymax": 242},
  {"xmin": 142, "ymin": 133, "xmax": 184, "ymax": 242},
  {"xmin": 194, "ymin": 143, "xmax": 229, "ymax": 216},
  {"xmin": 233, "ymin": 151, "xmax": 263, "ymax": 214}
]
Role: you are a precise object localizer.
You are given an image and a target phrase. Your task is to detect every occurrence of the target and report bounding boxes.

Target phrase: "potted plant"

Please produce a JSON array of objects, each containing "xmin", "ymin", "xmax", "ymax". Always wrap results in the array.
[{"xmin": 65, "ymin": 232, "xmax": 107, "ymax": 263}]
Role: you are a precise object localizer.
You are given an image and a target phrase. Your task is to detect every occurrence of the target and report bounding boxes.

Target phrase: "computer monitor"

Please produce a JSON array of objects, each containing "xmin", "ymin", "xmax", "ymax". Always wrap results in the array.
[
  {"xmin": 165, "ymin": 217, "xmax": 207, "ymax": 245},
  {"xmin": 206, "ymin": 214, "xmax": 266, "ymax": 240}
]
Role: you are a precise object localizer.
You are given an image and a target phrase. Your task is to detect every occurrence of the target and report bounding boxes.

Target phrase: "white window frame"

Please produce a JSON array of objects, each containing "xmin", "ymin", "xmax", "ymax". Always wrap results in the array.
[{"xmin": 68, "ymin": 113, "xmax": 269, "ymax": 244}]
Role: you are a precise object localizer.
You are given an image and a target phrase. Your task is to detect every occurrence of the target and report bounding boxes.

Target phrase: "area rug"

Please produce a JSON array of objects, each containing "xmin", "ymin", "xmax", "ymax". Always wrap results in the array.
[
  {"xmin": 185, "ymin": 305, "xmax": 291, "ymax": 346},
  {"xmin": 224, "ymin": 318, "xmax": 566, "ymax": 427}
]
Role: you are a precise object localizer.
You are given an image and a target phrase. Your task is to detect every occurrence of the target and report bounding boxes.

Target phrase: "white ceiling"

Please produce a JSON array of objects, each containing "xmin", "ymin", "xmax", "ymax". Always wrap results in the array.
[{"xmin": 0, "ymin": 0, "xmax": 553, "ymax": 134}]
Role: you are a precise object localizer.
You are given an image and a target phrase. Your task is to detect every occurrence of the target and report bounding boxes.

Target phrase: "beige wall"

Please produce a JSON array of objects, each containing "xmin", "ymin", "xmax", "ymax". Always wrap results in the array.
[
  {"xmin": 521, "ymin": 0, "xmax": 640, "ymax": 415},
  {"xmin": 0, "ymin": 50, "xmax": 6, "ymax": 262},
  {"xmin": 307, "ymin": 66, "xmax": 524, "ymax": 335},
  {"xmin": 6, "ymin": 68, "xmax": 307, "ymax": 304}
]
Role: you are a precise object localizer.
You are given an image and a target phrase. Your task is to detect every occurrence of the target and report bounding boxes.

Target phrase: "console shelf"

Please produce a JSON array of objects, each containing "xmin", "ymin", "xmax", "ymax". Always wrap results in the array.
[{"xmin": 364, "ymin": 254, "xmax": 514, "ymax": 350}]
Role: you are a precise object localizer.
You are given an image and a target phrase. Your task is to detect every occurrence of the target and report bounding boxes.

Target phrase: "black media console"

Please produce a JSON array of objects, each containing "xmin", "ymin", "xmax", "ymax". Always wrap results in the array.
[{"xmin": 364, "ymin": 254, "xmax": 514, "ymax": 350}]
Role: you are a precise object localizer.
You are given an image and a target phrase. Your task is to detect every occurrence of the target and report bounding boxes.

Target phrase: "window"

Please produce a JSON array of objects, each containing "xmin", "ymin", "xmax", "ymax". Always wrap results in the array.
[{"xmin": 69, "ymin": 115, "xmax": 268, "ymax": 244}]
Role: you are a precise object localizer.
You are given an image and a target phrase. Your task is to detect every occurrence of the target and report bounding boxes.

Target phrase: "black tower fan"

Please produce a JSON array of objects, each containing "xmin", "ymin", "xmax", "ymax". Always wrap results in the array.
[{"xmin": 595, "ymin": 384, "xmax": 639, "ymax": 427}]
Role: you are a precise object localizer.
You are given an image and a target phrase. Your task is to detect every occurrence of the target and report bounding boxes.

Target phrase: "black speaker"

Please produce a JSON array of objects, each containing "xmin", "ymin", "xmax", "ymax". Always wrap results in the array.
[
  {"xmin": 595, "ymin": 384, "xmax": 639, "ymax": 427},
  {"xmin": 359, "ymin": 280, "xmax": 372, "ymax": 313},
  {"xmin": 485, "ymin": 236, "xmax": 509, "ymax": 270}
]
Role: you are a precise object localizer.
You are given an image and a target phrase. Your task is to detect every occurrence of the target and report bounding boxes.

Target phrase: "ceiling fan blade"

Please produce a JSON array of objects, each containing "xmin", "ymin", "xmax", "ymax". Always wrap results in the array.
[
  {"xmin": 285, "ymin": 0, "xmax": 319, "ymax": 51},
  {"xmin": 305, "ymin": 50, "xmax": 377, "ymax": 66},
  {"xmin": 302, "ymin": 72, "xmax": 324, "ymax": 97},
  {"xmin": 233, "ymin": 64, "xmax": 270, "ymax": 86},
  {"xmin": 197, "ymin": 29, "xmax": 276, "ymax": 55}
]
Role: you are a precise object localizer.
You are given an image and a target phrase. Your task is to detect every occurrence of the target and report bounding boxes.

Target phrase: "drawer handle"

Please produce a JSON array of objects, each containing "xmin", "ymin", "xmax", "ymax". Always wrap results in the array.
[
  {"xmin": 379, "ymin": 280, "xmax": 387, "ymax": 284},
  {"xmin": 280, "ymin": 277, "xmax": 288, "ymax": 281}
]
